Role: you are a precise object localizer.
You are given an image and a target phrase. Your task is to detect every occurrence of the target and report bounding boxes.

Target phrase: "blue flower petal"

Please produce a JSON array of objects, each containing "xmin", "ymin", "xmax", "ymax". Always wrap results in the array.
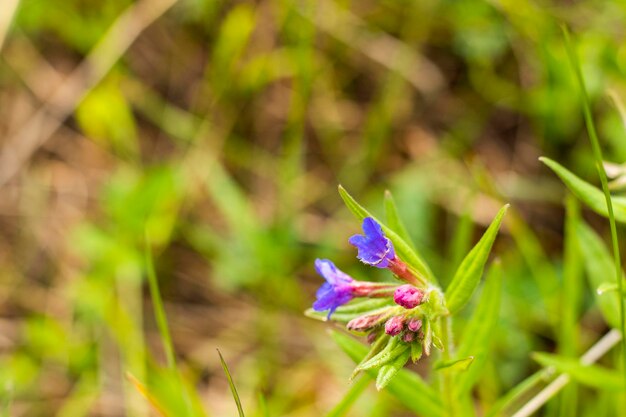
[
  {"xmin": 312, "ymin": 259, "xmax": 355, "ymax": 318},
  {"xmin": 349, "ymin": 217, "xmax": 395, "ymax": 268}
]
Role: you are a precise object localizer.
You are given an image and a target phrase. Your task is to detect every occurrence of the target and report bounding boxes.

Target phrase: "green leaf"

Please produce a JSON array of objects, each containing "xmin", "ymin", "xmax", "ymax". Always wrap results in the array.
[
  {"xmin": 324, "ymin": 376, "xmax": 370, "ymax": 417},
  {"xmin": 596, "ymin": 282, "xmax": 626, "ymax": 297},
  {"xmin": 384, "ymin": 190, "xmax": 416, "ymax": 250},
  {"xmin": 434, "ymin": 356, "xmax": 474, "ymax": 372},
  {"xmin": 304, "ymin": 299, "xmax": 395, "ymax": 323},
  {"xmin": 332, "ymin": 331, "xmax": 444, "ymax": 417},
  {"xmin": 218, "ymin": 350, "xmax": 246, "ymax": 417},
  {"xmin": 532, "ymin": 352, "xmax": 624, "ymax": 390},
  {"xmin": 350, "ymin": 334, "xmax": 390, "ymax": 380},
  {"xmin": 355, "ymin": 337, "xmax": 407, "ymax": 372},
  {"xmin": 376, "ymin": 349, "xmax": 411, "ymax": 390},
  {"xmin": 576, "ymin": 222, "xmax": 622, "ymax": 329},
  {"xmin": 338, "ymin": 185, "xmax": 436, "ymax": 285},
  {"xmin": 455, "ymin": 262, "xmax": 503, "ymax": 393},
  {"xmin": 445, "ymin": 205, "xmax": 508, "ymax": 314},
  {"xmin": 540, "ymin": 157, "xmax": 626, "ymax": 223}
]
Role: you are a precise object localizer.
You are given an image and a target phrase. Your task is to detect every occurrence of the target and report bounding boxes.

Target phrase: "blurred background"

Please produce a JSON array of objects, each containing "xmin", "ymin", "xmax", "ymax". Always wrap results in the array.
[{"xmin": 1, "ymin": 0, "xmax": 626, "ymax": 416}]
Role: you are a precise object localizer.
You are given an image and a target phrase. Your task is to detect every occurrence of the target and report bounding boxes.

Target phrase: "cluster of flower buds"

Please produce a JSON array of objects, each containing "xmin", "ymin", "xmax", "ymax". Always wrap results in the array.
[{"xmin": 311, "ymin": 217, "xmax": 440, "ymax": 368}]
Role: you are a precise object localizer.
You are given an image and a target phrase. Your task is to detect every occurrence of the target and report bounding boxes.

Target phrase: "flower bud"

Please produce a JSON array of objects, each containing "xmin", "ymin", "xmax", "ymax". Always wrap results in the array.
[
  {"xmin": 347, "ymin": 313, "xmax": 384, "ymax": 332},
  {"xmin": 367, "ymin": 331, "xmax": 380, "ymax": 344},
  {"xmin": 402, "ymin": 332, "xmax": 415, "ymax": 343},
  {"xmin": 384, "ymin": 316, "xmax": 404, "ymax": 336},
  {"xmin": 407, "ymin": 318, "xmax": 422, "ymax": 332},
  {"xmin": 394, "ymin": 285, "xmax": 425, "ymax": 309}
]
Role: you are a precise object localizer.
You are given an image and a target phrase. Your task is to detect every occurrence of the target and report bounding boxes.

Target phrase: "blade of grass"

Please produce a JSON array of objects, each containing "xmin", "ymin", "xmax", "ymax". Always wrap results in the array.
[
  {"xmin": 562, "ymin": 25, "xmax": 626, "ymax": 386},
  {"xmin": 145, "ymin": 232, "xmax": 192, "ymax": 416},
  {"xmin": 559, "ymin": 195, "xmax": 582, "ymax": 417},
  {"xmin": 511, "ymin": 329, "xmax": 622, "ymax": 417},
  {"xmin": 324, "ymin": 376, "xmax": 370, "ymax": 417},
  {"xmin": 217, "ymin": 349, "xmax": 246, "ymax": 417},
  {"xmin": 126, "ymin": 372, "xmax": 168, "ymax": 417},
  {"xmin": 1, "ymin": 383, "xmax": 12, "ymax": 417}
]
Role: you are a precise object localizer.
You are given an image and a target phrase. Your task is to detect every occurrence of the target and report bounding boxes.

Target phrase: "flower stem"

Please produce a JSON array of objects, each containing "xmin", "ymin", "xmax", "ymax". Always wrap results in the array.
[{"xmin": 440, "ymin": 316, "xmax": 456, "ymax": 417}]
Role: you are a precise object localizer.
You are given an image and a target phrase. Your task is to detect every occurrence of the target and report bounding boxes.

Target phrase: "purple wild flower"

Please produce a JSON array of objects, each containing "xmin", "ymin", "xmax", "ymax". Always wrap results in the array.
[
  {"xmin": 394, "ymin": 285, "xmax": 426, "ymax": 309},
  {"xmin": 349, "ymin": 217, "xmax": 395, "ymax": 268},
  {"xmin": 312, "ymin": 259, "xmax": 356, "ymax": 318},
  {"xmin": 349, "ymin": 217, "xmax": 423, "ymax": 286}
]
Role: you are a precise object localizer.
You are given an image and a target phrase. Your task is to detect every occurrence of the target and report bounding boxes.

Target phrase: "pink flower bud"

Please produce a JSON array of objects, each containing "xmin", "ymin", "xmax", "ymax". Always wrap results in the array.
[
  {"xmin": 347, "ymin": 314, "xmax": 384, "ymax": 331},
  {"xmin": 402, "ymin": 332, "xmax": 415, "ymax": 343},
  {"xmin": 367, "ymin": 331, "xmax": 380, "ymax": 344},
  {"xmin": 393, "ymin": 285, "xmax": 425, "ymax": 309},
  {"xmin": 407, "ymin": 318, "xmax": 422, "ymax": 332},
  {"xmin": 384, "ymin": 316, "xmax": 404, "ymax": 336}
]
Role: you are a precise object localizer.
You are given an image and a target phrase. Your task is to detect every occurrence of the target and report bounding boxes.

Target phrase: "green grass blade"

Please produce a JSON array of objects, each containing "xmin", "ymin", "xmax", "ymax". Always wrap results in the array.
[
  {"xmin": 484, "ymin": 369, "xmax": 553, "ymax": 417},
  {"xmin": 559, "ymin": 195, "xmax": 582, "ymax": 417},
  {"xmin": 532, "ymin": 353, "xmax": 624, "ymax": 390},
  {"xmin": 338, "ymin": 185, "xmax": 437, "ymax": 285},
  {"xmin": 324, "ymin": 376, "xmax": 370, "ymax": 417},
  {"xmin": 575, "ymin": 222, "xmax": 623, "ymax": 329},
  {"xmin": 145, "ymin": 234, "xmax": 192, "ymax": 416},
  {"xmin": 331, "ymin": 331, "xmax": 444, "ymax": 417},
  {"xmin": 539, "ymin": 157, "xmax": 626, "ymax": 222},
  {"xmin": 126, "ymin": 372, "xmax": 168, "ymax": 417},
  {"xmin": 217, "ymin": 349, "xmax": 246, "ymax": 417},
  {"xmin": 455, "ymin": 261, "xmax": 503, "ymax": 394},
  {"xmin": 562, "ymin": 25, "xmax": 626, "ymax": 385},
  {"xmin": 383, "ymin": 190, "xmax": 416, "ymax": 250},
  {"xmin": 445, "ymin": 205, "xmax": 508, "ymax": 314}
]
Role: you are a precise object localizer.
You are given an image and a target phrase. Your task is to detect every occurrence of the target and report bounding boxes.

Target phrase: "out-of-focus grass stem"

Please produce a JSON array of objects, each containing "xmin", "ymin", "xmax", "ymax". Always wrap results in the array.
[
  {"xmin": 562, "ymin": 25, "xmax": 626, "ymax": 387},
  {"xmin": 145, "ymin": 231, "xmax": 192, "ymax": 416}
]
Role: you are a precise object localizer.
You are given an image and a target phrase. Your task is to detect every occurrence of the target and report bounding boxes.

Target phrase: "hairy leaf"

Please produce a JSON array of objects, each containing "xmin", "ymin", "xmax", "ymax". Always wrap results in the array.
[
  {"xmin": 332, "ymin": 331, "xmax": 444, "ymax": 417},
  {"xmin": 376, "ymin": 349, "xmax": 411, "ymax": 390}
]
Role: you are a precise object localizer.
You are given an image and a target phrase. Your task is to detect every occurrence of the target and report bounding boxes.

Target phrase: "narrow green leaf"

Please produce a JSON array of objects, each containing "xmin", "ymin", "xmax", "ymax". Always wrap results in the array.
[
  {"xmin": 305, "ymin": 298, "xmax": 395, "ymax": 323},
  {"xmin": 126, "ymin": 373, "xmax": 168, "ymax": 417},
  {"xmin": 597, "ymin": 282, "xmax": 621, "ymax": 295},
  {"xmin": 217, "ymin": 349, "xmax": 245, "ymax": 417},
  {"xmin": 384, "ymin": 190, "xmax": 416, "ymax": 250},
  {"xmin": 356, "ymin": 338, "xmax": 407, "ymax": 372},
  {"xmin": 410, "ymin": 342, "xmax": 423, "ymax": 363},
  {"xmin": 576, "ymin": 222, "xmax": 622, "ymax": 329},
  {"xmin": 484, "ymin": 368, "xmax": 553, "ymax": 417},
  {"xmin": 376, "ymin": 349, "xmax": 411, "ymax": 390},
  {"xmin": 434, "ymin": 356, "xmax": 474, "ymax": 372},
  {"xmin": 350, "ymin": 334, "xmax": 390, "ymax": 380},
  {"xmin": 562, "ymin": 26, "xmax": 626, "ymax": 383},
  {"xmin": 324, "ymin": 376, "xmax": 370, "ymax": 417},
  {"xmin": 332, "ymin": 331, "xmax": 444, "ymax": 417},
  {"xmin": 532, "ymin": 353, "xmax": 624, "ymax": 390},
  {"xmin": 338, "ymin": 185, "xmax": 436, "ymax": 285},
  {"xmin": 540, "ymin": 157, "xmax": 626, "ymax": 223},
  {"xmin": 455, "ymin": 262, "xmax": 502, "ymax": 393},
  {"xmin": 145, "ymin": 234, "xmax": 193, "ymax": 416},
  {"xmin": 445, "ymin": 205, "xmax": 508, "ymax": 314},
  {"xmin": 559, "ymin": 195, "xmax": 582, "ymax": 417}
]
